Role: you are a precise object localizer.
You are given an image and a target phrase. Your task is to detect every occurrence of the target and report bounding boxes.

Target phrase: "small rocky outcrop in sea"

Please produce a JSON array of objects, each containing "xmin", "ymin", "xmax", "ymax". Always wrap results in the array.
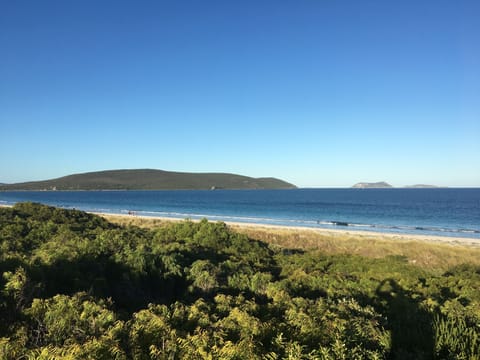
[{"xmin": 352, "ymin": 182, "xmax": 393, "ymax": 188}]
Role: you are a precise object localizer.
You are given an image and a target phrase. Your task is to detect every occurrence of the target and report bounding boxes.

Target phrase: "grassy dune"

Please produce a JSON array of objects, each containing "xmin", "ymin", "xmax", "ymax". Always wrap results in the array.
[{"xmin": 102, "ymin": 214, "xmax": 480, "ymax": 272}]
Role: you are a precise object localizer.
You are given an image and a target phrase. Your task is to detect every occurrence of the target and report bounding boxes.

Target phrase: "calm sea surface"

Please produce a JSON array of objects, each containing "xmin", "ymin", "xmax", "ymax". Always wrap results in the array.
[{"xmin": 0, "ymin": 189, "xmax": 479, "ymax": 239}]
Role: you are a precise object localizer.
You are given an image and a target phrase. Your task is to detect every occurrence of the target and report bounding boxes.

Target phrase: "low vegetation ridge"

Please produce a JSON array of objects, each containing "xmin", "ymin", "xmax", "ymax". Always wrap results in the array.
[
  {"xmin": 0, "ymin": 202, "xmax": 478, "ymax": 358},
  {"xmin": 0, "ymin": 169, "xmax": 296, "ymax": 190}
]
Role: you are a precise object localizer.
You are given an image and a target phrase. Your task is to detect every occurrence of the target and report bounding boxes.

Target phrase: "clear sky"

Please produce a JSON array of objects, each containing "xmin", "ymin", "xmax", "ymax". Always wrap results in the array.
[{"xmin": 1, "ymin": 0, "xmax": 479, "ymax": 187}]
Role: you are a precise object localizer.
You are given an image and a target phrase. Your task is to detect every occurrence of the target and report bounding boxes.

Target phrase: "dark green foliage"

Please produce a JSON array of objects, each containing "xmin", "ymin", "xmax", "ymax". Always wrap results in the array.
[
  {"xmin": 0, "ymin": 168, "xmax": 296, "ymax": 190},
  {"xmin": 0, "ymin": 203, "xmax": 479, "ymax": 359}
]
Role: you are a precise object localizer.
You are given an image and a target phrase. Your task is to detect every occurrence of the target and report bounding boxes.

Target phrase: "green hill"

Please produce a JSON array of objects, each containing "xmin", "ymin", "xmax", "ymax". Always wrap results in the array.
[{"xmin": 0, "ymin": 169, "xmax": 296, "ymax": 190}]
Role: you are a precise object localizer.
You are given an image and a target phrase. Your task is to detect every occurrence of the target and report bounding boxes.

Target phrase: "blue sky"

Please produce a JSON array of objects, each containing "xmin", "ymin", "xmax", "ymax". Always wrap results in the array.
[{"xmin": 1, "ymin": 0, "xmax": 479, "ymax": 187}]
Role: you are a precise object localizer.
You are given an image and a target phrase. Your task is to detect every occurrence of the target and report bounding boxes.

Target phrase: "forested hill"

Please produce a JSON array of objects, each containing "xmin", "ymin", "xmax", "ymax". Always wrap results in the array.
[{"xmin": 0, "ymin": 169, "xmax": 296, "ymax": 190}]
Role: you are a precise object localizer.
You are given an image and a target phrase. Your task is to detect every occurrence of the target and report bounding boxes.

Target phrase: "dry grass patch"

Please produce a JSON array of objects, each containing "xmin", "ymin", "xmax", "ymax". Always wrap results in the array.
[
  {"xmin": 101, "ymin": 214, "xmax": 480, "ymax": 272},
  {"xmin": 101, "ymin": 214, "xmax": 172, "ymax": 228},
  {"xmin": 232, "ymin": 226, "xmax": 480, "ymax": 271}
]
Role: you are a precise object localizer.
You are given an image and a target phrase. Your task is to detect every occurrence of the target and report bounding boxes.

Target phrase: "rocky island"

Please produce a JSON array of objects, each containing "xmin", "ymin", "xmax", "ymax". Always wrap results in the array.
[{"xmin": 352, "ymin": 181, "xmax": 393, "ymax": 188}]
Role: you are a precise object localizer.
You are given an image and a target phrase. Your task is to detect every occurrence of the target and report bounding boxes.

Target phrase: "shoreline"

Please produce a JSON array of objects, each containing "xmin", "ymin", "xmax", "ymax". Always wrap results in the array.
[
  {"xmin": 97, "ymin": 211, "xmax": 480, "ymax": 248},
  {"xmin": 99, "ymin": 212, "xmax": 480, "ymax": 270},
  {"xmin": 2, "ymin": 203, "xmax": 479, "ymax": 247}
]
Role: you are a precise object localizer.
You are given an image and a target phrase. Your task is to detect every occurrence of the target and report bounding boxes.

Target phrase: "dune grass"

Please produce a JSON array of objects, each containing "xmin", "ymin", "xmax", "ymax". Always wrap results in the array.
[
  {"xmin": 102, "ymin": 214, "xmax": 480, "ymax": 272},
  {"xmin": 235, "ymin": 226, "xmax": 480, "ymax": 271}
]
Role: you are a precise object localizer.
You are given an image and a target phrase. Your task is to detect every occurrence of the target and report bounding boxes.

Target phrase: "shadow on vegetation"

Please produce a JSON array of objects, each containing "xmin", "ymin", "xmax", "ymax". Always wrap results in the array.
[
  {"xmin": 376, "ymin": 279, "xmax": 434, "ymax": 360},
  {"xmin": 27, "ymin": 255, "xmax": 189, "ymax": 314}
]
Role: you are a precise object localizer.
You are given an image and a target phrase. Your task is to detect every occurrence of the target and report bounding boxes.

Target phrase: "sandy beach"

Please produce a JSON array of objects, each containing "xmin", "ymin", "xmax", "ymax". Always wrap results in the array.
[
  {"xmin": 3, "ymin": 203, "xmax": 480, "ymax": 269},
  {"xmin": 97, "ymin": 211, "xmax": 480, "ymax": 248},
  {"xmin": 2, "ymin": 203, "xmax": 478, "ymax": 247},
  {"xmin": 97, "ymin": 211, "xmax": 480, "ymax": 270}
]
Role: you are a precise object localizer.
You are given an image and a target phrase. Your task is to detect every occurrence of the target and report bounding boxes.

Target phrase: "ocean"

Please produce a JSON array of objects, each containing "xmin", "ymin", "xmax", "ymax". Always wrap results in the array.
[{"xmin": 0, "ymin": 188, "xmax": 479, "ymax": 239}]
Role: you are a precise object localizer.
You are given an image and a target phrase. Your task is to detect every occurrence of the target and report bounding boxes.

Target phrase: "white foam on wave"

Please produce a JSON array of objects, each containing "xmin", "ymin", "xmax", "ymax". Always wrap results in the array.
[{"xmin": 108, "ymin": 208, "xmax": 480, "ymax": 236}]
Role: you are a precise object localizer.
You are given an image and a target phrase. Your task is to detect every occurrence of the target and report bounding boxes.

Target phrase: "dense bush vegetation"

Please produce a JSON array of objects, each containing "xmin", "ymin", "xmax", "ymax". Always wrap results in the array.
[{"xmin": 0, "ymin": 203, "xmax": 479, "ymax": 359}]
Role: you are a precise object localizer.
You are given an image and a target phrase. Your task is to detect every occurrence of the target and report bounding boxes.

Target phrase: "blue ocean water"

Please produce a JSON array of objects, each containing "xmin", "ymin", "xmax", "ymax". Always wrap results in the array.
[{"xmin": 0, "ymin": 189, "xmax": 479, "ymax": 239}]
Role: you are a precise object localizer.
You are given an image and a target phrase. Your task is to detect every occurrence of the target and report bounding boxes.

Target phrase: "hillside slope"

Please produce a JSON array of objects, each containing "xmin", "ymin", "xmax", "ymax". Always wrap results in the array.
[{"xmin": 0, "ymin": 169, "xmax": 296, "ymax": 190}]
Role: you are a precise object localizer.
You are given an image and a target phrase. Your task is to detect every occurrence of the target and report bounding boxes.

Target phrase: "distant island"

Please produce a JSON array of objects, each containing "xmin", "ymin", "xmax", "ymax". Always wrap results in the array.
[
  {"xmin": 352, "ymin": 181, "xmax": 393, "ymax": 188},
  {"xmin": 352, "ymin": 182, "xmax": 443, "ymax": 189},
  {"xmin": 0, "ymin": 169, "xmax": 297, "ymax": 191}
]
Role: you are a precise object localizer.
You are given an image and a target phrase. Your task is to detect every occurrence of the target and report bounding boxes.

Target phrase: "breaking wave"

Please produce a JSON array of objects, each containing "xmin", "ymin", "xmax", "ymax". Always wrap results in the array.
[{"xmin": 115, "ymin": 209, "xmax": 480, "ymax": 237}]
